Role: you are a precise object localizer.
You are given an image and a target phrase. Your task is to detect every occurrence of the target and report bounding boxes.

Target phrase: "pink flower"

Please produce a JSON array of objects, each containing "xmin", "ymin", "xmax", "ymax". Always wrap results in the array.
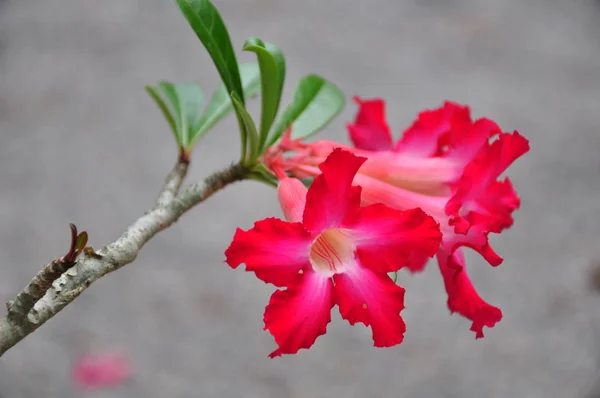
[
  {"xmin": 226, "ymin": 149, "xmax": 441, "ymax": 357},
  {"xmin": 71, "ymin": 353, "xmax": 131, "ymax": 390},
  {"xmin": 275, "ymin": 97, "xmax": 529, "ymax": 338}
]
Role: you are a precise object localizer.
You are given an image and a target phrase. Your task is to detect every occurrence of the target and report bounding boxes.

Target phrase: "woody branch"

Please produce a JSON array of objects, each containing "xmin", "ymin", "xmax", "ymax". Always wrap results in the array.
[{"xmin": 0, "ymin": 158, "xmax": 248, "ymax": 357}]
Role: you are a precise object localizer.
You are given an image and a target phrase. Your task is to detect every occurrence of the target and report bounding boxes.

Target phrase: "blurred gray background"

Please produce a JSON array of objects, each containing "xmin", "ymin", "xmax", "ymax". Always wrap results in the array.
[{"xmin": 0, "ymin": 0, "xmax": 599, "ymax": 397}]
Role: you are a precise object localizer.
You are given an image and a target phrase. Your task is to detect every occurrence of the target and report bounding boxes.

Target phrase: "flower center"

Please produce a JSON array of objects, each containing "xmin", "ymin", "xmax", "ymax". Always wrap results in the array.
[{"xmin": 309, "ymin": 228, "xmax": 355, "ymax": 276}]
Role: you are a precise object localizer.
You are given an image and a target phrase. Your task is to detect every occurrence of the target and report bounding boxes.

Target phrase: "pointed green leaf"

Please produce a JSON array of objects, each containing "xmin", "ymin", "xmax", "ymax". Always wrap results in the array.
[
  {"xmin": 174, "ymin": 84, "xmax": 205, "ymax": 148},
  {"xmin": 146, "ymin": 85, "xmax": 180, "ymax": 144},
  {"xmin": 189, "ymin": 63, "xmax": 261, "ymax": 146},
  {"xmin": 176, "ymin": 0, "xmax": 244, "ymax": 103},
  {"xmin": 145, "ymin": 82, "xmax": 204, "ymax": 149},
  {"xmin": 74, "ymin": 231, "xmax": 88, "ymax": 256},
  {"xmin": 266, "ymin": 74, "xmax": 344, "ymax": 148},
  {"xmin": 230, "ymin": 91, "xmax": 259, "ymax": 163},
  {"xmin": 242, "ymin": 37, "xmax": 286, "ymax": 151}
]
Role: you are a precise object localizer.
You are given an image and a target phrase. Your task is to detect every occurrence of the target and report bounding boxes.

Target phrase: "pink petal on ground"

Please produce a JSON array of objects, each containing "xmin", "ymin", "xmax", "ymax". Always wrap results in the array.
[{"xmin": 72, "ymin": 352, "xmax": 131, "ymax": 390}]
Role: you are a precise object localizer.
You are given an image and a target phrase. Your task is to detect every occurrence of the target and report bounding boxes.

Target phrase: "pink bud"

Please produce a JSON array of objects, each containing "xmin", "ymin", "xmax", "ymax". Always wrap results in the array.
[{"xmin": 277, "ymin": 177, "xmax": 307, "ymax": 223}]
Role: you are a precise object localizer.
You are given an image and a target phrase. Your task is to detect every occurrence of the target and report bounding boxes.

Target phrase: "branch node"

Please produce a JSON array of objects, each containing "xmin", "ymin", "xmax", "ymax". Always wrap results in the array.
[{"xmin": 6, "ymin": 224, "xmax": 88, "ymax": 326}]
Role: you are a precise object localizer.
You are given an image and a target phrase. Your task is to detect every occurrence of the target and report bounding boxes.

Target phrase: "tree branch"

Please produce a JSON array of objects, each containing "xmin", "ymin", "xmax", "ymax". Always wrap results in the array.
[
  {"xmin": 155, "ymin": 154, "xmax": 190, "ymax": 207},
  {"xmin": 7, "ymin": 259, "xmax": 75, "ymax": 326},
  {"xmin": 6, "ymin": 224, "xmax": 88, "ymax": 325},
  {"xmin": 0, "ymin": 162, "xmax": 249, "ymax": 357}
]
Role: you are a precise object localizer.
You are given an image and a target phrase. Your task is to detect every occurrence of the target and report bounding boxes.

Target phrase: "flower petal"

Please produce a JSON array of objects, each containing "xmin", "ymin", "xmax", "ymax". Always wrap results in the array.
[
  {"xmin": 263, "ymin": 271, "xmax": 334, "ymax": 357},
  {"xmin": 302, "ymin": 148, "xmax": 367, "ymax": 232},
  {"xmin": 347, "ymin": 96, "xmax": 394, "ymax": 152},
  {"xmin": 438, "ymin": 249, "xmax": 502, "ymax": 338},
  {"xmin": 451, "ymin": 178, "xmax": 520, "ymax": 234},
  {"xmin": 395, "ymin": 101, "xmax": 471, "ymax": 157},
  {"xmin": 344, "ymin": 206, "xmax": 442, "ymax": 273},
  {"xmin": 278, "ymin": 177, "xmax": 308, "ymax": 223},
  {"xmin": 72, "ymin": 353, "xmax": 131, "ymax": 390},
  {"xmin": 353, "ymin": 171, "xmax": 448, "ymax": 216},
  {"xmin": 225, "ymin": 218, "xmax": 312, "ymax": 287},
  {"xmin": 404, "ymin": 251, "xmax": 431, "ymax": 273},
  {"xmin": 442, "ymin": 117, "xmax": 501, "ymax": 165},
  {"xmin": 449, "ymin": 223, "xmax": 504, "ymax": 267},
  {"xmin": 446, "ymin": 131, "xmax": 529, "ymax": 234},
  {"xmin": 334, "ymin": 262, "xmax": 406, "ymax": 347},
  {"xmin": 354, "ymin": 152, "xmax": 460, "ymax": 196}
]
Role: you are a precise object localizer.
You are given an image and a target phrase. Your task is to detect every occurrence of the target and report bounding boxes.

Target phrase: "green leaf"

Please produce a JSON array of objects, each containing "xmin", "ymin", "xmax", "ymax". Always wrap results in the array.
[
  {"xmin": 145, "ymin": 82, "xmax": 204, "ymax": 149},
  {"xmin": 248, "ymin": 164, "xmax": 278, "ymax": 187},
  {"xmin": 190, "ymin": 63, "xmax": 261, "ymax": 146},
  {"xmin": 230, "ymin": 92, "xmax": 259, "ymax": 163},
  {"xmin": 74, "ymin": 231, "xmax": 88, "ymax": 255},
  {"xmin": 176, "ymin": 0, "xmax": 244, "ymax": 103},
  {"xmin": 174, "ymin": 84, "xmax": 205, "ymax": 148},
  {"xmin": 266, "ymin": 75, "xmax": 345, "ymax": 148},
  {"xmin": 146, "ymin": 85, "xmax": 179, "ymax": 144},
  {"xmin": 242, "ymin": 37, "xmax": 286, "ymax": 151}
]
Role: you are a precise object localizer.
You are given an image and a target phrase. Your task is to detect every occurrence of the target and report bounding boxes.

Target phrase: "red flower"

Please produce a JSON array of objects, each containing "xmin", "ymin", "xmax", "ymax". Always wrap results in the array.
[
  {"xmin": 226, "ymin": 149, "xmax": 441, "ymax": 357},
  {"xmin": 275, "ymin": 98, "xmax": 529, "ymax": 339}
]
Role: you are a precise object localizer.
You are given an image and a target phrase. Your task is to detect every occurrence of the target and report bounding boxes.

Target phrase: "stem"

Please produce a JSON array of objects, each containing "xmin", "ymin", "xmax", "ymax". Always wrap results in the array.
[
  {"xmin": 155, "ymin": 153, "xmax": 190, "ymax": 207},
  {"xmin": 0, "ymin": 162, "xmax": 248, "ymax": 357}
]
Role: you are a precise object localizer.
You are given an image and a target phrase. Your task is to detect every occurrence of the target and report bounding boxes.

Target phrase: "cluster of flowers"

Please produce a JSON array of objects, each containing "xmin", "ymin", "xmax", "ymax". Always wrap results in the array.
[{"xmin": 226, "ymin": 97, "xmax": 529, "ymax": 357}]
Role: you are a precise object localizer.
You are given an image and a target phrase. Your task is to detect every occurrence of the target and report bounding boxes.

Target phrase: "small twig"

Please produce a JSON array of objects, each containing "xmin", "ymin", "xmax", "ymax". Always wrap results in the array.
[
  {"xmin": 6, "ymin": 224, "xmax": 88, "ymax": 326},
  {"xmin": 0, "ymin": 162, "xmax": 248, "ymax": 357},
  {"xmin": 7, "ymin": 259, "xmax": 71, "ymax": 326},
  {"xmin": 155, "ymin": 153, "xmax": 190, "ymax": 207}
]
